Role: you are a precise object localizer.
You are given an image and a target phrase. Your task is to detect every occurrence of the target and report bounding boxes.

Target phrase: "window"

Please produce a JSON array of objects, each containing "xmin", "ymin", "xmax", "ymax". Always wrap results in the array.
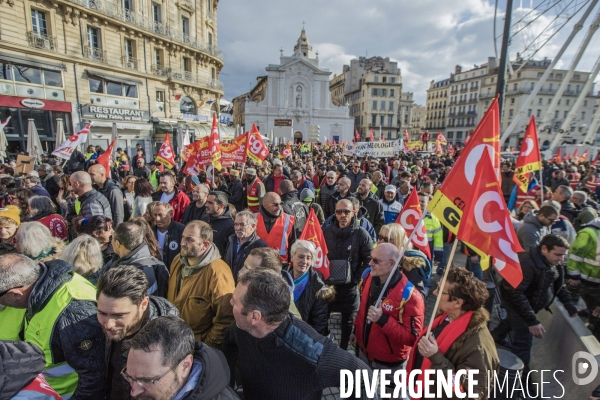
[
  {"xmin": 374, "ymin": 76, "xmax": 379, "ymax": 83},
  {"xmin": 509, "ymin": 109, "xmax": 514, "ymax": 118},
  {"xmin": 564, "ymin": 111, "xmax": 568, "ymax": 118},
  {"xmin": 371, "ymin": 114, "xmax": 376, "ymax": 126},
  {"xmin": 87, "ymin": 26, "xmax": 101, "ymax": 48},
  {"xmin": 183, "ymin": 57, "xmax": 191, "ymax": 72},
  {"xmin": 380, "ymin": 115, "xmax": 385, "ymax": 126},
  {"xmin": 382, "ymin": 89, "xmax": 387, "ymax": 96},
  {"xmin": 511, "ymin": 98, "xmax": 515, "ymax": 105},
  {"xmin": 211, "ymin": 67, "xmax": 215, "ymax": 80},
  {"xmin": 89, "ymin": 77, "xmax": 103, "ymax": 93},
  {"xmin": 530, "ymin": 82, "xmax": 534, "ymax": 90},
  {"xmin": 381, "ymin": 101, "xmax": 386, "ymax": 110},
  {"xmin": 584, "ymin": 100, "xmax": 588, "ymax": 107},
  {"xmin": 124, "ymin": 39, "xmax": 134, "ymax": 59},
  {"xmin": 13, "ymin": 65, "xmax": 42, "ymax": 85},
  {"xmin": 388, "ymin": 115, "xmax": 393, "ymax": 126},
  {"xmin": 107, "ymin": 81, "xmax": 122, "ymax": 96},
  {"xmin": 44, "ymin": 70, "xmax": 62, "ymax": 87},
  {"xmin": 528, "ymin": 109, "xmax": 532, "ymax": 117},
  {"xmin": 388, "ymin": 102, "xmax": 393, "ymax": 111},
  {"xmin": 548, "ymin": 99, "xmax": 551, "ymax": 105},
  {"xmin": 576, "ymin": 85, "xmax": 580, "ymax": 93},
  {"xmin": 0, "ymin": 62, "xmax": 13, "ymax": 81},
  {"xmin": 538, "ymin": 98, "xmax": 542, "ymax": 105},
  {"xmin": 156, "ymin": 90, "xmax": 164, "ymax": 102},
  {"xmin": 513, "ymin": 83, "xmax": 517, "ymax": 91},
  {"xmin": 182, "ymin": 16, "xmax": 189, "ymax": 37},
  {"xmin": 31, "ymin": 10, "xmax": 48, "ymax": 35},
  {"xmin": 567, "ymin": 84, "xmax": 571, "ymax": 92},
  {"xmin": 582, "ymin": 111, "xmax": 586, "ymax": 120},
  {"xmin": 123, "ymin": 0, "xmax": 133, "ymax": 11},
  {"xmin": 566, "ymin": 99, "xmax": 570, "ymax": 106},
  {"xmin": 207, "ymin": 0, "xmax": 212, "ymax": 17},
  {"xmin": 536, "ymin": 110, "xmax": 541, "ymax": 118},
  {"xmin": 390, "ymin": 89, "xmax": 394, "ymax": 97},
  {"xmin": 390, "ymin": 77, "xmax": 396, "ymax": 83},
  {"xmin": 382, "ymin": 77, "xmax": 387, "ymax": 83},
  {"xmin": 208, "ymin": 31, "xmax": 213, "ymax": 46},
  {"xmin": 555, "ymin": 110, "xmax": 559, "ymax": 119},
  {"xmin": 154, "ymin": 49, "xmax": 161, "ymax": 67},
  {"xmin": 152, "ymin": 3, "xmax": 161, "ymax": 23},
  {"xmin": 372, "ymin": 101, "xmax": 377, "ymax": 110}
]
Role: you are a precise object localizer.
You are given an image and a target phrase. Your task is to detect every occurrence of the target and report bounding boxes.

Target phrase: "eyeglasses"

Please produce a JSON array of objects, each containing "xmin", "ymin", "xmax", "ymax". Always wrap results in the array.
[
  {"xmin": 121, "ymin": 356, "xmax": 187, "ymax": 388},
  {"xmin": 335, "ymin": 209, "xmax": 352, "ymax": 215},
  {"xmin": 377, "ymin": 235, "xmax": 389, "ymax": 242},
  {"xmin": 233, "ymin": 223, "xmax": 250, "ymax": 228},
  {"xmin": 367, "ymin": 256, "xmax": 391, "ymax": 265}
]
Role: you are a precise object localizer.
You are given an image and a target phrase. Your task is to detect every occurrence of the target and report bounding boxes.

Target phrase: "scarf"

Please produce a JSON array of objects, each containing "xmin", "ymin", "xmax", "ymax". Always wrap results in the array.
[
  {"xmin": 406, "ymin": 311, "xmax": 473, "ymax": 399},
  {"xmin": 293, "ymin": 270, "xmax": 310, "ymax": 302}
]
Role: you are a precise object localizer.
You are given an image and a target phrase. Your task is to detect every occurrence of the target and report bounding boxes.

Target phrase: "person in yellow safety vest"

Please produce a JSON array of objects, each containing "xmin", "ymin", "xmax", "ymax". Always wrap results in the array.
[
  {"xmin": 0, "ymin": 254, "xmax": 106, "ymax": 398},
  {"xmin": 147, "ymin": 161, "xmax": 162, "ymax": 191},
  {"xmin": 244, "ymin": 168, "xmax": 265, "ymax": 212},
  {"xmin": 418, "ymin": 192, "xmax": 443, "ymax": 263}
]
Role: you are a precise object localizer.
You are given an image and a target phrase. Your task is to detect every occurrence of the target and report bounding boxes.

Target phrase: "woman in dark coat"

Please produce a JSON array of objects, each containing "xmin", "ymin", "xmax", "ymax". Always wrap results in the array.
[{"xmin": 288, "ymin": 240, "xmax": 335, "ymax": 335}]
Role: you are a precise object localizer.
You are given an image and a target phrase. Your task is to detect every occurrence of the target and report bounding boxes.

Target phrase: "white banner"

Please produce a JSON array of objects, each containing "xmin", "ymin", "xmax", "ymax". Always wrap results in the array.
[
  {"xmin": 343, "ymin": 140, "xmax": 402, "ymax": 157},
  {"xmin": 52, "ymin": 122, "xmax": 93, "ymax": 159}
]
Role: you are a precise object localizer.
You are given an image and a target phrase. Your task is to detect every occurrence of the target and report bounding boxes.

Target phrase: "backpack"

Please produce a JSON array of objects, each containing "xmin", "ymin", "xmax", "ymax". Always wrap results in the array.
[
  {"xmin": 404, "ymin": 249, "xmax": 432, "ymax": 280},
  {"xmin": 130, "ymin": 256, "xmax": 170, "ymax": 298}
]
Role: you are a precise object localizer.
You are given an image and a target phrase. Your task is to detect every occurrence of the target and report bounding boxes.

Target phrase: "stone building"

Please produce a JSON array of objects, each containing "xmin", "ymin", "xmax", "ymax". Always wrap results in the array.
[
  {"xmin": 410, "ymin": 104, "xmax": 425, "ymax": 141},
  {"xmin": 232, "ymin": 29, "xmax": 353, "ymax": 144},
  {"xmin": 0, "ymin": 0, "xmax": 225, "ymax": 157}
]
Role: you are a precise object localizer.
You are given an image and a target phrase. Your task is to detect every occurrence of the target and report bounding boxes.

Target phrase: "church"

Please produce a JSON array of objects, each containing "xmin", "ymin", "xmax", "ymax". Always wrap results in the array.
[{"xmin": 232, "ymin": 29, "xmax": 354, "ymax": 143}]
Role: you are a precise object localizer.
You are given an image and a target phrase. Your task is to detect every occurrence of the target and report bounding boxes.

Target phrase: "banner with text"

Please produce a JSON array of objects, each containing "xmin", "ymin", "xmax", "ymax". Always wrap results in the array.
[{"xmin": 343, "ymin": 140, "xmax": 402, "ymax": 157}]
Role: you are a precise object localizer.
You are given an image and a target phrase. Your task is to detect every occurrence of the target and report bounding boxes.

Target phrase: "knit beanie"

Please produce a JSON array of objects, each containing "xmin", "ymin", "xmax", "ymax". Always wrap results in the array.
[{"xmin": 0, "ymin": 205, "xmax": 21, "ymax": 225}]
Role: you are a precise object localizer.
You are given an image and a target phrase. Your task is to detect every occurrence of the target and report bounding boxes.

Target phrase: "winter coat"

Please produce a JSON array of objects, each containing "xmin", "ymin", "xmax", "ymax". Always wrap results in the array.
[
  {"xmin": 318, "ymin": 183, "xmax": 336, "ymax": 211},
  {"xmin": 322, "ymin": 206, "xmax": 377, "ymax": 242},
  {"xmin": 500, "ymin": 246, "xmax": 578, "ymax": 326},
  {"xmin": 347, "ymin": 170, "xmax": 364, "ymax": 192},
  {"xmin": 501, "ymin": 170, "xmax": 515, "ymax": 201},
  {"xmin": 309, "ymin": 202, "xmax": 325, "ymax": 225},
  {"xmin": 293, "ymin": 269, "xmax": 334, "ymax": 335},
  {"xmin": 379, "ymin": 197, "xmax": 402, "ymax": 225},
  {"xmin": 281, "ymin": 191, "xmax": 309, "ymax": 238},
  {"xmin": 559, "ymin": 199, "xmax": 579, "ymax": 223},
  {"xmin": 30, "ymin": 184, "xmax": 50, "ymax": 198},
  {"xmin": 91, "ymin": 242, "xmax": 169, "ymax": 297},
  {"xmin": 323, "ymin": 217, "xmax": 373, "ymax": 313},
  {"xmin": 201, "ymin": 207, "xmax": 235, "ymax": 256},
  {"xmin": 401, "ymin": 253, "xmax": 429, "ymax": 297},
  {"xmin": 567, "ymin": 219, "xmax": 600, "ymax": 286},
  {"xmin": 133, "ymin": 166, "xmax": 151, "ymax": 179},
  {"xmin": 182, "ymin": 202, "xmax": 208, "ymax": 225},
  {"xmin": 352, "ymin": 192, "xmax": 384, "ymax": 234},
  {"xmin": 223, "ymin": 232, "xmax": 269, "ymax": 282},
  {"xmin": 177, "ymin": 342, "xmax": 239, "ymax": 400},
  {"xmin": 324, "ymin": 190, "xmax": 352, "ymax": 219},
  {"xmin": 67, "ymin": 150, "xmax": 86, "ymax": 173},
  {"xmin": 152, "ymin": 188, "xmax": 191, "ymax": 223},
  {"xmin": 425, "ymin": 308, "xmax": 499, "ymax": 399},
  {"xmin": 97, "ymin": 179, "xmax": 125, "ymax": 225},
  {"xmin": 42, "ymin": 173, "xmax": 61, "ymax": 200},
  {"xmin": 517, "ymin": 211, "xmax": 549, "ymax": 252},
  {"xmin": 550, "ymin": 216, "xmax": 576, "ymax": 244},
  {"xmin": 295, "ymin": 178, "xmax": 315, "ymax": 198},
  {"xmin": 227, "ymin": 178, "xmax": 244, "ymax": 213},
  {"xmin": 77, "ymin": 188, "xmax": 112, "ymax": 220},
  {"xmin": 157, "ymin": 220, "xmax": 185, "ymax": 273},
  {"xmin": 263, "ymin": 172, "xmax": 289, "ymax": 193},
  {"xmin": 104, "ymin": 296, "xmax": 179, "ymax": 400},
  {"xmin": 30, "ymin": 239, "xmax": 65, "ymax": 264},
  {"xmin": 574, "ymin": 203, "xmax": 598, "ymax": 231},
  {"xmin": 167, "ymin": 244, "xmax": 235, "ymax": 348},
  {"xmin": 24, "ymin": 260, "xmax": 107, "ymax": 399}
]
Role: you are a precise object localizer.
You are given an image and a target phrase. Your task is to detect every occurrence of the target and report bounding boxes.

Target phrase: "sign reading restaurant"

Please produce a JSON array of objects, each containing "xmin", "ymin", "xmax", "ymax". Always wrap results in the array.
[{"xmin": 82, "ymin": 105, "xmax": 149, "ymax": 122}]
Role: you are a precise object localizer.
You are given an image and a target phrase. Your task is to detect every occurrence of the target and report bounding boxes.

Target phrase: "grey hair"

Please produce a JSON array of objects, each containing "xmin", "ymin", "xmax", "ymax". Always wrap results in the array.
[
  {"xmin": 14, "ymin": 222, "xmax": 58, "ymax": 259},
  {"xmin": 339, "ymin": 177, "xmax": 351, "ymax": 187},
  {"xmin": 290, "ymin": 170, "xmax": 302, "ymax": 179},
  {"xmin": 26, "ymin": 175, "xmax": 40, "ymax": 184},
  {"xmin": 290, "ymin": 239, "xmax": 317, "ymax": 261},
  {"xmin": 0, "ymin": 253, "xmax": 41, "ymax": 293},
  {"xmin": 236, "ymin": 210, "xmax": 257, "ymax": 225},
  {"xmin": 573, "ymin": 190, "xmax": 587, "ymax": 203},
  {"xmin": 210, "ymin": 191, "xmax": 229, "ymax": 207},
  {"xmin": 326, "ymin": 170, "xmax": 336, "ymax": 178},
  {"xmin": 29, "ymin": 196, "xmax": 56, "ymax": 216},
  {"xmin": 38, "ymin": 163, "xmax": 52, "ymax": 173},
  {"xmin": 59, "ymin": 234, "xmax": 103, "ymax": 278},
  {"xmin": 542, "ymin": 200, "xmax": 561, "ymax": 213},
  {"xmin": 372, "ymin": 171, "xmax": 383, "ymax": 180},
  {"xmin": 557, "ymin": 185, "xmax": 573, "ymax": 200}
]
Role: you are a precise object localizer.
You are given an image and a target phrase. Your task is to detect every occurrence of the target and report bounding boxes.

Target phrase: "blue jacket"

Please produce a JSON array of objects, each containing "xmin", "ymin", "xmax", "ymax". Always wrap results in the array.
[
  {"xmin": 296, "ymin": 178, "xmax": 315, "ymax": 199},
  {"xmin": 508, "ymin": 178, "xmax": 539, "ymax": 211}
]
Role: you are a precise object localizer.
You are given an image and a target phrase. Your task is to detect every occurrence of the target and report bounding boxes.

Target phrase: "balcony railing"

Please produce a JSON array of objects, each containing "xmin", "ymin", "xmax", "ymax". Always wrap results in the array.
[
  {"xmin": 122, "ymin": 56, "xmax": 139, "ymax": 70},
  {"xmin": 27, "ymin": 31, "xmax": 57, "ymax": 51},
  {"xmin": 470, "ymin": 86, "xmax": 478, "ymax": 91},
  {"xmin": 84, "ymin": 45, "xmax": 107, "ymax": 63},
  {"xmin": 460, "ymin": 88, "xmax": 468, "ymax": 93},
  {"xmin": 149, "ymin": 67, "xmax": 224, "ymax": 91},
  {"xmin": 67, "ymin": 0, "xmax": 223, "ymax": 61}
]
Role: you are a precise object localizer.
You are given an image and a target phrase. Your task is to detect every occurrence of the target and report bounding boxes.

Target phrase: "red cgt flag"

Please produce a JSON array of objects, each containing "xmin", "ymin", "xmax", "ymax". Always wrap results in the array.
[
  {"xmin": 354, "ymin": 128, "xmax": 361, "ymax": 143},
  {"xmin": 369, "ymin": 128, "xmax": 375, "ymax": 142},
  {"xmin": 156, "ymin": 133, "xmax": 176, "ymax": 169},
  {"xmin": 404, "ymin": 129, "xmax": 410, "ymax": 143},
  {"xmin": 556, "ymin": 147, "xmax": 562, "ymax": 163},
  {"xmin": 246, "ymin": 124, "xmax": 269, "ymax": 164},
  {"xmin": 581, "ymin": 150, "xmax": 589, "ymax": 162},
  {"xmin": 300, "ymin": 208, "xmax": 330, "ymax": 280},
  {"xmin": 592, "ymin": 151, "xmax": 599, "ymax": 166},
  {"xmin": 512, "ymin": 116, "xmax": 541, "ymax": 193},
  {"xmin": 395, "ymin": 189, "xmax": 431, "ymax": 258},
  {"xmin": 456, "ymin": 148, "xmax": 524, "ymax": 288},
  {"xmin": 573, "ymin": 148, "xmax": 579, "ymax": 162},
  {"xmin": 96, "ymin": 137, "xmax": 116, "ymax": 178}
]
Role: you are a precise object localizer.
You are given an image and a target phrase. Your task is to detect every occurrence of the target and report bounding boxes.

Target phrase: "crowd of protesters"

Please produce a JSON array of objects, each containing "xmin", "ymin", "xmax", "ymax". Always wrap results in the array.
[{"xmin": 0, "ymin": 140, "xmax": 599, "ymax": 399}]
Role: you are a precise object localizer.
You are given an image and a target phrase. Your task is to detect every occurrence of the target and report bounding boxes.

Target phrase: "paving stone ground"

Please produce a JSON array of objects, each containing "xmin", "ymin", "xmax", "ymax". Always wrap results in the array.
[{"xmin": 321, "ymin": 252, "xmax": 475, "ymax": 400}]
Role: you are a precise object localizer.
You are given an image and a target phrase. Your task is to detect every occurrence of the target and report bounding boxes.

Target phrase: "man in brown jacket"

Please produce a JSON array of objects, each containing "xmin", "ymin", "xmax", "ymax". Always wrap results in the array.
[{"xmin": 167, "ymin": 220, "xmax": 235, "ymax": 348}]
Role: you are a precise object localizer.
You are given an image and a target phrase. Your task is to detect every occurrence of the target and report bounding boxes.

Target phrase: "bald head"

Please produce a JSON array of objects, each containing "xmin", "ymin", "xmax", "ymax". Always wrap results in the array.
[
  {"xmin": 88, "ymin": 164, "xmax": 107, "ymax": 186},
  {"xmin": 279, "ymin": 179, "xmax": 294, "ymax": 194},
  {"xmin": 369, "ymin": 243, "xmax": 400, "ymax": 279},
  {"xmin": 263, "ymin": 192, "xmax": 282, "ymax": 216},
  {"xmin": 374, "ymin": 243, "xmax": 400, "ymax": 260},
  {"xmin": 70, "ymin": 171, "xmax": 92, "ymax": 185}
]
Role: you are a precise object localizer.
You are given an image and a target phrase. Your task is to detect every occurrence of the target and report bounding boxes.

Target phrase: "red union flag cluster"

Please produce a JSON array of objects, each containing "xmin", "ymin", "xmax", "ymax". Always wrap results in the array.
[
  {"xmin": 300, "ymin": 209, "xmax": 330, "ymax": 280},
  {"xmin": 96, "ymin": 137, "xmax": 116, "ymax": 178},
  {"xmin": 52, "ymin": 122, "xmax": 93, "ymax": 160},
  {"xmin": 246, "ymin": 124, "xmax": 269, "ymax": 164},
  {"xmin": 395, "ymin": 189, "xmax": 431, "ymax": 258},
  {"xmin": 155, "ymin": 133, "xmax": 176, "ymax": 169},
  {"xmin": 512, "ymin": 116, "xmax": 541, "ymax": 193}
]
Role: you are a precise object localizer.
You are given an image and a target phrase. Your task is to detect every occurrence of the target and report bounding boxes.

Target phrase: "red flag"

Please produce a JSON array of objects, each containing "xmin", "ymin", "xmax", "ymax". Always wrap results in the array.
[
  {"xmin": 246, "ymin": 124, "xmax": 269, "ymax": 164},
  {"xmin": 381, "ymin": 135, "xmax": 386, "ymax": 142},
  {"xmin": 436, "ymin": 131, "xmax": 447, "ymax": 144},
  {"xmin": 512, "ymin": 116, "xmax": 541, "ymax": 193},
  {"xmin": 300, "ymin": 208, "xmax": 330, "ymax": 280},
  {"xmin": 404, "ymin": 129, "xmax": 410, "ymax": 143},
  {"xmin": 96, "ymin": 138, "xmax": 116, "ymax": 178},
  {"xmin": 447, "ymin": 143, "xmax": 455, "ymax": 157},
  {"xmin": 279, "ymin": 144, "xmax": 293, "ymax": 159},
  {"xmin": 354, "ymin": 128, "xmax": 360, "ymax": 143},
  {"xmin": 435, "ymin": 141, "xmax": 443, "ymax": 156},
  {"xmin": 369, "ymin": 128, "xmax": 374, "ymax": 142},
  {"xmin": 221, "ymin": 133, "xmax": 247, "ymax": 167},
  {"xmin": 395, "ymin": 189, "xmax": 431, "ymax": 258},
  {"xmin": 556, "ymin": 147, "xmax": 562, "ymax": 163},
  {"xmin": 456, "ymin": 148, "xmax": 524, "ymax": 288},
  {"xmin": 581, "ymin": 150, "xmax": 589, "ymax": 162},
  {"xmin": 156, "ymin": 133, "xmax": 176, "ymax": 169},
  {"xmin": 209, "ymin": 114, "xmax": 222, "ymax": 170}
]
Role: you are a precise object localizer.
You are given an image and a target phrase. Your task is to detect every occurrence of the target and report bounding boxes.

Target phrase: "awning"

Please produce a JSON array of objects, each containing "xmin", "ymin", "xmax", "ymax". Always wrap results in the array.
[
  {"xmin": 85, "ymin": 70, "xmax": 143, "ymax": 86},
  {"xmin": 90, "ymin": 121, "xmax": 153, "ymax": 130},
  {"xmin": 220, "ymin": 125, "xmax": 235, "ymax": 140},
  {"xmin": 0, "ymin": 52, "xmax": 66, "ymax": 71}
]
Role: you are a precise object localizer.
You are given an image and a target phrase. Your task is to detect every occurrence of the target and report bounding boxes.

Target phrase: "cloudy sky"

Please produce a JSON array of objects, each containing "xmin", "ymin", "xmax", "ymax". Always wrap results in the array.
[{"xmin": 217, "ymin": 0, "xmax": 600, "ymax": 105}]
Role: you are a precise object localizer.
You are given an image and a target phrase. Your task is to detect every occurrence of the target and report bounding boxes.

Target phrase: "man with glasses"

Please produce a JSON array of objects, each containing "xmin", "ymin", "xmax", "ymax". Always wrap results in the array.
[
  {"xmin": 223, "ymin": 210, "xmax": 268, "ymax": 282},
  {"xmin": 96, "ymin": 266, "xmax": 178, "ymax": 399},
  {"xmin": 323, "ymin": 199, "xmax": 373, "ymax": 350},
  {"xmin": 181, "ymin": 183, "xmax": 210, "ymax": 225},
  {"xmin": 351, "ymin": 243, "xmax": 424, "ymax": 373},
  {"xmin": 492, "ymin": 235, "xmax": 577, "ymax": 374},
  {"xmin": 347, "ymin": 161, "xmax": 364, "ymax": 192},
  {"xmin": 354, "ymin": 178, "xmax": 384, "ymax": 234},
  {"xmin": 255, "ymin": 192, "xmax": 296, "ymax": 265},
  {"xmin": 324, "ymin": 176, "xmax": 352, "ymax": 219},
  {"xmin": 517, "ymin": 204, "xmax": 559, "ymax": 252},
  {"xmin": 318, "ymin": 170, "xmax": 338, "ymax": 211},
  {"xmin": 124, "ymin": 316, "xmax": 238, "ymax": 400}
]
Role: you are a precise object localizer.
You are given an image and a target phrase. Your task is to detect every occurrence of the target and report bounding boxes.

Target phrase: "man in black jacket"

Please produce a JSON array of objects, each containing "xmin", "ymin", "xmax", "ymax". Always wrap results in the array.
[
  {"xmin": 222, "ymin": 270, "xmax": 372, "ymax": 399},
  {"xmin": 227, "ymin": 169, "xmax": 244, "ymax": 212},
  {"xmin": 0, "ymin": 255, "xmax": 106, "ymax": 399},
  {"xmin": 133, "ymin": 158, "xmax": 151, "ymax": 179},
  {"xmin": 353, "ymin": 178, "xmax": 385, "ymax": 234},
  {"xmin": 182, "ymin": 183, "xmax": 210, "ymax": 224},
  {"xmin": 125, "ymin": 316, "xmax": 239, "ymax": 400},
  {"xmin": 552, "ymin": 185, "xmax": 579, "ymax": 223},
  {"xmin": 89, "ymin": 164, "xmax": 125, "ymax": 225},
  {"xmin": 224, "ymin": 210, "xmax": 268, "ymax": 282},
  {"xmin": 96, "ymin": 266, "xmax": 179, "ymax": 399},
  {"xmin": 279, "ymin": 180, "xmax": 309, "ymax": 238},
  {"xmin": 67, "ymin": 147, "xmax": 86, "ymax": 174},
  {"xmin": 202, "ymin": 191, "xmax": 235, "ymax": 256},
  {"xmin": 153, "ymin": 202, "xmax": 185, "ymax": 271},
  {"xmin": 492, "ymin": 234, "xmax": 577, "ymax": 371},
  {"xmin": 324, "ymin": 176, "xmax": 352, "ymax": 219}
]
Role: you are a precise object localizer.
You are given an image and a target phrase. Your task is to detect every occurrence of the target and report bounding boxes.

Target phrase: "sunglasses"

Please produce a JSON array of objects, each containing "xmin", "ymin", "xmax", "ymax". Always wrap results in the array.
[
  {"xmin": 335, "ymin": 209, "xmax": 352, "ymax": 215},
  {"xmin": 367, "ymin": 256, "xmax": 390, "ymax": 265},
  {"xmin": 377, "ymin": 235, "xmax": 389, "ymax": 242}
]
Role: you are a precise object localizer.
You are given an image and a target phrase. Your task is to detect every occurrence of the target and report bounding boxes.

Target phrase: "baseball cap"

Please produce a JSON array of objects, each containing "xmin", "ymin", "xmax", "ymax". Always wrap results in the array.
[{"xmin": 385, "ymin": 185, "xmax": 396, "ymax": 193}]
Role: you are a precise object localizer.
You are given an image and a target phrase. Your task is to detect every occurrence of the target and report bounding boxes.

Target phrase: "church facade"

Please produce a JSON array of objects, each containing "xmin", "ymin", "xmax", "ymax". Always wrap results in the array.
[{"xmin": 232, "ymin": 29, "xmax": 353, "ymax": 143}]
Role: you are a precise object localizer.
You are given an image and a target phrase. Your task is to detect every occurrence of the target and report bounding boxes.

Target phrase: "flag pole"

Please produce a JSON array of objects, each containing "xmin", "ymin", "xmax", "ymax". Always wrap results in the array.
[
  {"xmin": 426, "ymin": 239, "xmax": 459, "ymax": 337},
  {"xmin": 370, "ymin": 210, "xmax": 429, "ymax": 319}
]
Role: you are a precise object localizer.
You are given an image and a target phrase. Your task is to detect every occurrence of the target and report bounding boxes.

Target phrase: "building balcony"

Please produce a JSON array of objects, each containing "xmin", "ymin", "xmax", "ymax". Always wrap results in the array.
[
  {"xmin": 466, "ymin": 122, "xmax": 476, "ymax": 127},
  {"xmin": 457, "ymin": 111, "xmax": 466, "ymax": 115},
  {"xmin": 448, "ymin": 112, "xmax": 455, "ymax": 116},
  {"xmin": 467, "ymin": 98, "xmax": 478, "ymax": 104},
  {"xmin": 458, "ymin": 100, "xmax": 466, "ymax": 104},
  {"xmin": 165, "ymin": 68, "xmax": 224, "ymax": 91},
  {"xmin": 460, "ymin": 88, "xmax": 468, "ymax": 93},
  {"xmin": 467, "ymin": 110, "xmax": 476, "ymax": 115},
  {"xmin": 470, "ymin": 86, "xmax": 478, "ymax": 91},
  {"xmin": 451, "ymin": 90, "xmax": 458, "ymax": 95},
  {"xmin": 27, "ymin": 32, "xmax": 57, "ymax": 51},
  {"xmin": 84, "ymin": 46, "xmax": 107, "ymax": 63},
  {"xmin": 151, "ymin": 64, "xmax": 167, "ymax": 76},
  {"xmin": 449, "ymin": 100, "xmax": 456, "ymax": 105},
  {"xmin": 66, "ymin": 0, "xmax": 223, "ymax": 62},
  {"xmin": 122, "ymin": 56, "xmax": 139, "ymax": 70}
]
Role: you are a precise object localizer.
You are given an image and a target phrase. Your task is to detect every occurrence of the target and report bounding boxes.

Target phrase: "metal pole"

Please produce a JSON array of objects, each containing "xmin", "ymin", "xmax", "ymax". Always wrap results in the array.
[{"xmin": 495, "ymin": 0, "xmax": 514, "ymax": 119}]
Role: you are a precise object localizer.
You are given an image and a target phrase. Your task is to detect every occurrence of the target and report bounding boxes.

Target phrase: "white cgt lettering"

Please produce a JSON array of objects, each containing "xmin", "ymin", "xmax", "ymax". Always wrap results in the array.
[{"xmin": 400, "ymin": 209, "xmax": 428, "ymax": 247}]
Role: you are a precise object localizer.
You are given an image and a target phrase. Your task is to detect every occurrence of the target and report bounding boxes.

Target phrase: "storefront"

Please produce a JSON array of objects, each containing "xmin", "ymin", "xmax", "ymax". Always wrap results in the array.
[{"xmin": 0, "ymin": 94, "xmax": 73, "ymax": 156}]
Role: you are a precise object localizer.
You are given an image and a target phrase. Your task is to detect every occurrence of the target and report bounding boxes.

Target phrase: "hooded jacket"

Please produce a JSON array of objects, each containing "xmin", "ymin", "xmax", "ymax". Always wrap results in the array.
[
  {"xmin": 167, "ymin": 243, "xmax": 235, "ymax": 348},
  {"xmin": 29, "ymin": 238, "xmax": 65, "ymax": 263},
  {"xmin": 97, "ymin": 179, "xmax": 125, "ymax": 225},
  {"xmin": 574, "ymin": 203, "xmax": 598, "ymax": 231},
  {"xmin": 25, "ymin": 260, "xmax": 107, "ymax": 399},
  {"xmin": 318, "ymin": 182, "xmax": 337, "ymax": 211},
  {"xmin": 517, "ymin": 211, "xmax": 550, "ymax": 252},
  {"xmin": 104, "ymin": 296, "xmax": 179, "ymax": 400},
  {"xmin": 567, "ymin": 218, "xmax": 600, "ymax": 286},
  {"xmin": 223, "ymin": 232, "xmax": 268, "ymax": 282},
  {"xmin": 347, "ymin": 169, "xmax": 364, "ymax": 192},
  {"xmin": 201, "ymin": 207, "xmax": 235, "ymax": 256},
  {"xmin": 176, "ymin": 342, "xmax": 239, "ymax": 400}
]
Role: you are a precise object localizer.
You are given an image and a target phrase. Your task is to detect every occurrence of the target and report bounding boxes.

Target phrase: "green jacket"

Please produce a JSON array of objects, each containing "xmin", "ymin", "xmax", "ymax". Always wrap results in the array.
[
  {"xmin": 567, "ymin": 219, "xmax": 600, "ymax": 285},
  {"xmin": 424, "ymin": 214, "xmax": 443, "ymax": 252}
]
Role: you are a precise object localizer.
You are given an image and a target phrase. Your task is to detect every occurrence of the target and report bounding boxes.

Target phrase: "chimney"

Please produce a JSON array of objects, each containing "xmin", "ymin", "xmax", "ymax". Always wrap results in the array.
[{"xmin": 455, "ymin": 65, "xmax": 462, "ymax": 74}]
